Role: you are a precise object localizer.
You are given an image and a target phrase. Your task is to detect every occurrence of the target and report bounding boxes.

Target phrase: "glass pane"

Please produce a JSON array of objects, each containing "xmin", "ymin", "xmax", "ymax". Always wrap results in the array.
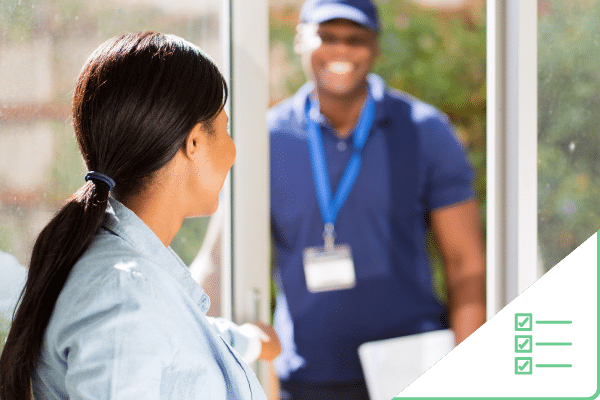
[
  {"xmin": 0, "ymin": 0, "xmax": 226, "ymax": 349},
  {"xmin": 538, "ymin": 0, "xmax": 600, "ymax": 271}
]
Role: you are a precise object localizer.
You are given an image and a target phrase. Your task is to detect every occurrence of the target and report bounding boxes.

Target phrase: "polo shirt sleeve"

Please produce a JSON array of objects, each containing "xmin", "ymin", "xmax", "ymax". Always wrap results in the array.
[{"xmin": 415, "ymin": 102, "xmax": 475, "ymax": 210}]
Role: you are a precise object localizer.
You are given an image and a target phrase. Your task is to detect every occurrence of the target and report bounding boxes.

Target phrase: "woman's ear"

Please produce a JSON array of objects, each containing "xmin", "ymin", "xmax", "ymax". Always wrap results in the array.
[{"xmin": 184, "ymin": 123, "xmax": 207, "ymax": 160}]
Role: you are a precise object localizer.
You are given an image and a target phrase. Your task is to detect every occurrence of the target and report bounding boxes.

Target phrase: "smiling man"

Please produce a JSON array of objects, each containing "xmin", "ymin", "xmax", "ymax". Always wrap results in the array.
[{"xmin": 268, "ymin": 0, "xmax": 486, "ymax": 398}]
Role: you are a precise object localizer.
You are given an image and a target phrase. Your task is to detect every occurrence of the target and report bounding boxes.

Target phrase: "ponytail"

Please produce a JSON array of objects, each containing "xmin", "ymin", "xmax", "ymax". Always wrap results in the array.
[
  {"xmin": 0, "ymin": 31, "xmax": 227, "ymax": 399},
  {"xmin": 0, "ymin": 181, "xmax": 110, "ymax": 399}
]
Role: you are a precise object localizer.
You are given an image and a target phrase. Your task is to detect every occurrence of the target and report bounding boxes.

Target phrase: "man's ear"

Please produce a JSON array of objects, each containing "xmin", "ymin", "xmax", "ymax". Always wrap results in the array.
[
  {"xmin": 294, "ymin": 23, "xmax": 321, "ymax": 54},
  {"xmin": 183, "ymin": 123, "xmax": 207, "ymax": 160}
]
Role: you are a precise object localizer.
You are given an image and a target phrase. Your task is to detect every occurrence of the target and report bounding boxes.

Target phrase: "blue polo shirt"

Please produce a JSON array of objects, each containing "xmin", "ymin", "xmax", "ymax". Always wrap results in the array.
[{"xmin": 268, "ymin": 74, "xmax": 474, "ymax": 383}]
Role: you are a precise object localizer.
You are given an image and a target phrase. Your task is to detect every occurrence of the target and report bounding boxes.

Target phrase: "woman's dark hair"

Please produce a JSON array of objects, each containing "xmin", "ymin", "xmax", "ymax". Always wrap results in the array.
[{"xmin": 0, "ymin": 31, "xmax": 228, "ymax": 399}]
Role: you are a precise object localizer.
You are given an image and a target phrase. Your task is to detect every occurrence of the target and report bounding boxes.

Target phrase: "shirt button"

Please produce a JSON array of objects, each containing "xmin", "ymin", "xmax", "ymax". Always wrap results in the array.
[
  {"xmin": 200, "ymin": 293, "xmax": 211, "ymax": 313},
  {"xmin": 337, "ymin": 141, "xmax": 348, "ymax": 152}
]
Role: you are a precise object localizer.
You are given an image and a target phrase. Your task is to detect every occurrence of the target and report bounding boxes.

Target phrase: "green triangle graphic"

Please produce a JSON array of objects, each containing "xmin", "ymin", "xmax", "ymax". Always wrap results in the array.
[{"xmin": 396, "ymin": 231, "xmax": 600, "ymax": 400}]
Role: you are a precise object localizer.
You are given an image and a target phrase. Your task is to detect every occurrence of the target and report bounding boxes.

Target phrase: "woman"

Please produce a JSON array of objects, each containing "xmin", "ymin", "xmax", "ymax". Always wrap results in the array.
[{"xmin": 0, "ymin": 32, "xmax": 277, "ymax": 399}]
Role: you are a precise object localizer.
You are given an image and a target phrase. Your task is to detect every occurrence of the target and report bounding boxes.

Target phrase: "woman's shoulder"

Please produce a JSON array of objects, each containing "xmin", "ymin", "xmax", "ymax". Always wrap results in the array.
[
  {"xmin": 53, "ymin": 229, "xmax": 170, "ymax": 322},
  {"xmin": 73, "ymin": 229, "xmax": 159, "ymax": 285},
  {"xmin": 44, "ymin": 229, "xmax": 179, "ymax": 351}
]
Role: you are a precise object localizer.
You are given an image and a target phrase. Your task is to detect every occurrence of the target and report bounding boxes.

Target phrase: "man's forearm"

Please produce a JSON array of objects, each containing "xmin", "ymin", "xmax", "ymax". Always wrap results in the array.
[{"xmin": 447, "ymin": 268, "xmax": 486, "ymax": 344}]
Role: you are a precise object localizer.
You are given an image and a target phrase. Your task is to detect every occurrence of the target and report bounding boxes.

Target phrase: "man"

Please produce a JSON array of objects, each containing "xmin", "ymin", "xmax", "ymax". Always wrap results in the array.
[{"xmin": 268, "ymin": 0, "xmax": 486, "ymax": 398}]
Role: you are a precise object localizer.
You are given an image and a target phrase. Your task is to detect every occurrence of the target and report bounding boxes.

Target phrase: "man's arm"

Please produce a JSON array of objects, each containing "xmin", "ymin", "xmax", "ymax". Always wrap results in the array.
[{"xmin": 430, "ymin": 198, "xmax": 486, "ymax": 344}]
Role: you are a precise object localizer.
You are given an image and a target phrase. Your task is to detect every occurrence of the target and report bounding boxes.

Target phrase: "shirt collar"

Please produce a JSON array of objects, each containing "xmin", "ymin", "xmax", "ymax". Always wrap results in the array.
[{"xmin": 102, "ymin": 197, "xmax": 210, "ymax": 313}]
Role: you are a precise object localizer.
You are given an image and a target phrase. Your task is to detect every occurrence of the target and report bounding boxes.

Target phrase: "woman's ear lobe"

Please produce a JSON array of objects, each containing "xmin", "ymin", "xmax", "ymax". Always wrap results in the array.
[
  {"xmin": 185, "ymin": 123, "xmax": 204, "ymax": 158},
  {"xmin": 185, "ymin": 134, "xmax": 196, "ymax": 158}
]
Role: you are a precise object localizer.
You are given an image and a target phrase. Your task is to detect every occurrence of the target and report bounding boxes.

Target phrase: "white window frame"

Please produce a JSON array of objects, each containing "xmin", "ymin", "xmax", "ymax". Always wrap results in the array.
[
  {"xmin": 487, "ymin": 0, "xmax": 543, "ymax": 317},
  {"xmin": 222, "ymin": 0, "xmax": 271, "ymax": 391}
]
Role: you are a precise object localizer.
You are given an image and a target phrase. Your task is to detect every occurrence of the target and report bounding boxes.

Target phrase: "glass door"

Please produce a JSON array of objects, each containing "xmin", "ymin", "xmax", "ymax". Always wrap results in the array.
[{"xmin": 537, "ymin": 0, "xmax": 600, "ymax": 273}]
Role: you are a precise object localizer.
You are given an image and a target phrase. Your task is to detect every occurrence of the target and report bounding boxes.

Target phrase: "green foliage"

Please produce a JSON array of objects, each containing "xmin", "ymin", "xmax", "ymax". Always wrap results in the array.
[
  {"xmin": 538, "ymin": 0, "xmax": 600, "ymax": 269},
  {"xmin": 0, "ymin": 227, "xmax": 13, "ymax": 254},
  {"xmin": 0, "ymin": 0, "xmax": 37, "ymax": 43},
  {"xmin": 269, "ymin": 6, "xmax": 307, "ymax": 101},
  {"xmin": 270, "ymin": 0, "xmax": 486, "ymax": 300},
  {"xmin": 170, "ymin": 217, "xmax": 210, "ymax": 266},
  {"xmin": 48, "ymin": 122, "xmax": 87, "ymax": 204}
]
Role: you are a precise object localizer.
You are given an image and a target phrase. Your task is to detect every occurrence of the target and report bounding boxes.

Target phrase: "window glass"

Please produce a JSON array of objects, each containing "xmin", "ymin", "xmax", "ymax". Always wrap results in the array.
[
  {"xmin": 0, "ymin": 0, "xmax": 225, "ymax": 350},
  {"xmin": 538, "ymin": 0, "xmax": 600, "ymax": 271}
]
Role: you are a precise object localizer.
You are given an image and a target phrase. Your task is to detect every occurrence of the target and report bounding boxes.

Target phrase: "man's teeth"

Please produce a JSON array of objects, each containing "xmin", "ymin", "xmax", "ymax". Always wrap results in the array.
[{"xmin": 328, "ymin": 62, "xmax": 352, "ymax": 74}]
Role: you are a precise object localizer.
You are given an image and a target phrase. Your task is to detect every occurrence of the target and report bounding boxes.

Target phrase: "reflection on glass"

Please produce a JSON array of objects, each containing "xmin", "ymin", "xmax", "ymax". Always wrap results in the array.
[
  {"xmin": 538, "ymin": 0, "xmax": 600, "ymax": 271},
  {"xmin": 0, "ymin": 0, "xmax": 224, "ymax": 348}
]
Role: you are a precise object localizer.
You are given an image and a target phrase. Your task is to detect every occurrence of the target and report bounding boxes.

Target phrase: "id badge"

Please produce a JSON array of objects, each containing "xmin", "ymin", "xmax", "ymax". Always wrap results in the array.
[{"xmin": 303, "ymin": 244, "xmax": 356, "ymax": 293}]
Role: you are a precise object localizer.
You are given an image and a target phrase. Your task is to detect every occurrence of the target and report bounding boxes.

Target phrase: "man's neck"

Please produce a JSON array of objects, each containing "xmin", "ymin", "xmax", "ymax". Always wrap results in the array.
[{"xmin": 315, "ymin": 82, "xmax": 369, "ymax": 139}]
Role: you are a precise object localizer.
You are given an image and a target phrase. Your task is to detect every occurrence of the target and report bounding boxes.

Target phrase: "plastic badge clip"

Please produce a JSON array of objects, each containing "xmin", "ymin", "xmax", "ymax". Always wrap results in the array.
[{"xmin": 323, "ymin": 223, "xmax": 336, "ymax": 252}]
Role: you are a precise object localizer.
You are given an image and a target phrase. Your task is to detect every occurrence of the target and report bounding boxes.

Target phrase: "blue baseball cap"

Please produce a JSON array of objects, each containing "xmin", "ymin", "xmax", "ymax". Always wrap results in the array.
[{"xmin": 300, "ymin": 0, "xmax": 380, "ymax": 33}]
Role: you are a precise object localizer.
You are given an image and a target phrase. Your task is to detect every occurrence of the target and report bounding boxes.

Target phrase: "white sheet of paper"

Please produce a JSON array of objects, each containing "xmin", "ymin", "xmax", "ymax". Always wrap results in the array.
[{"xmin": 358, "ymin": 329, "xmax": 455, "ymax": 400}]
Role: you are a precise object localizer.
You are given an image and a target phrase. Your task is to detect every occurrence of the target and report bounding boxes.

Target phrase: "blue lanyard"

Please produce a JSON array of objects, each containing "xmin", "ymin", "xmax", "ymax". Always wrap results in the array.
[{"xmin": 305, "ymin": 93, "xmax": 375, "ymax": 237}]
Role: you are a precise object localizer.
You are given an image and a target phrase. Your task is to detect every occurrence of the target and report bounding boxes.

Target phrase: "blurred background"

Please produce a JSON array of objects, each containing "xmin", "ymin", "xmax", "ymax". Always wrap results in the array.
[
  {"xmin": 1, "ymin": 0, "xmax": 600, "ymax": 389},
  {"xmin": 537, "ymin": 0, "xmax": 600, "ymax": 271}
]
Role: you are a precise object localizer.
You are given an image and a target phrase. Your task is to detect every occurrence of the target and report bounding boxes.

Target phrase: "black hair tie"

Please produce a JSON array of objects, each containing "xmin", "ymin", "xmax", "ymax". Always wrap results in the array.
[{"xmin": 85, "ymin": 171, "xmax": 116, "ymax": 191}]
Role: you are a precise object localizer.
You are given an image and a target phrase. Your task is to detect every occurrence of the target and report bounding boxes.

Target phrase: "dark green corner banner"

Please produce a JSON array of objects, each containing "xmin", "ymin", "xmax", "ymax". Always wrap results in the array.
[{"xmin": 386, "ymin": 230, "xmax": 599, "ymax": 400}]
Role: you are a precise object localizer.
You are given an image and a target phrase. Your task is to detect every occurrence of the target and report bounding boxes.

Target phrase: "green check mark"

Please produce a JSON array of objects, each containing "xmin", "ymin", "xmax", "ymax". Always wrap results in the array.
[
  {"xmin": 515, "ymin": 335, "xmax": 532, "ymax": 353},
  {"xmin": 515, "ymin": 356, "xmax": 532, "ymax": 374},
  {"xmin": 518, "ymin": 360, "xmax": 531, "ymax": 372},
  {"xmin": 515, "ymin": 313, "xmax": 533, "ymax": 331}
]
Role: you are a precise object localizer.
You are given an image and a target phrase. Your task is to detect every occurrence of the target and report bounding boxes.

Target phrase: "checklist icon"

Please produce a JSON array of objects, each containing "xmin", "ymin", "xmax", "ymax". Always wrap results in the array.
[
  {"xmin": 515, "ymin": 335, "xmax": 532, "ymax": 353},
  {"xmin": 515, "ymin": 313, "xmax": 532, "ymax": 331},
  {"xmin": 515, "ymin": 357, "xmax": 533, "ymax": 375},
  {"xmin": 512, "ymin": 314, "xmax": 573, "ymax": 376}
]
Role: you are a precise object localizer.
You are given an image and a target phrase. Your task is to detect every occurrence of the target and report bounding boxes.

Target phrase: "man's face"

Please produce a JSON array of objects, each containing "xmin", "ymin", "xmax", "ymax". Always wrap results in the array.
[{"xmin": 308, "ymin": 19, "xmax": 378, "ymax": 98}]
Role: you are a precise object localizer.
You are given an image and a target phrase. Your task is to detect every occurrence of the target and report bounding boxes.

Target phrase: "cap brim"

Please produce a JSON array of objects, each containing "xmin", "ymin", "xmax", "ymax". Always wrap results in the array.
[{"xmin": 303, "ymin": 4, "xmax": 379, "ymax": 32}]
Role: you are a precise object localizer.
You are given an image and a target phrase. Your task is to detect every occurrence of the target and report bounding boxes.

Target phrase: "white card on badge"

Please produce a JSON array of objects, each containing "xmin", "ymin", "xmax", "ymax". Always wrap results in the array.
[{"xmin": 303, "ymin": 244, "xmax": 356, "ymax": 293}]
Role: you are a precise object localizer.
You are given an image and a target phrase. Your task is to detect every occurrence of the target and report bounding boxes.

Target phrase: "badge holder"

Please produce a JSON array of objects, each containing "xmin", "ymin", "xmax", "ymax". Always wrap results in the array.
[{"xmin": 303, "ymin": 224, "xmax": 356, "ymax": 293}]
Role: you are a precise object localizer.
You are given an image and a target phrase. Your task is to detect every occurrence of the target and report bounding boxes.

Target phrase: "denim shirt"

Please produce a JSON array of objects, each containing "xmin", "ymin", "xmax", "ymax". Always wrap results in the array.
[{"xmin": 32, "ymin": 198, "xmax": 266, "ymax": 399}]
